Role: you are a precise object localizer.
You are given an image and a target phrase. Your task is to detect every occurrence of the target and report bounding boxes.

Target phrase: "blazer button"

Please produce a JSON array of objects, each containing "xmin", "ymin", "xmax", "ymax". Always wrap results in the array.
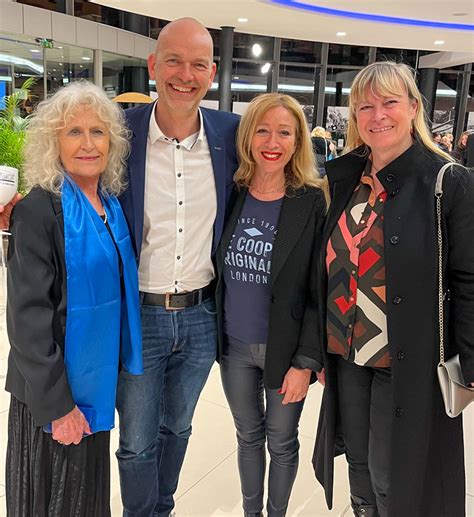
[
  {"xmin": 397, "ymin": 351, "xmax": 404, "ymax": 360},
  {"xmin": 270, "ymin": 295, "xmax": 275, "ymax": 303},
  {"xmin": 392, "ymin": 296, "xmax": 402, "ymax": 304},
  {"xmin": 386, "ymin": 173, "xmax": 395, "ymax": 182},
  {"xmin": 390, "ymin": 235, "xmax": 399, "ymax": 245},
  {"xmin": 395, "ymin": 407, "xmax": 403, "ymax": 417},
  {"xmin": 390, "ymin": 188, "xmax": 400, "ymax": 198}
]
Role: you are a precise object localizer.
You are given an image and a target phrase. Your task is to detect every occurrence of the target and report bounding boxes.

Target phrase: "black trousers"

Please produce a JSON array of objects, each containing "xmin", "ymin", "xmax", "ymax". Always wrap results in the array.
[{"xmin": 336, "ymin": 357, "xmax": 392, "ymax": 517}]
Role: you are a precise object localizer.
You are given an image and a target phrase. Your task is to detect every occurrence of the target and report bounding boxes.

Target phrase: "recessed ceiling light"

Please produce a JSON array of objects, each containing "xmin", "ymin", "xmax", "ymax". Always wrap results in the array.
[
  {"xmin": 234, "ymin": 76, "xmax": 240, "ymax": 80},
  {"xmin": 434, "ymin": 40, "xmax": 445, "ymax": 45},
  {"xmin": 252, "ymin": 43, "xmax": 263, "ymax": 57},
  {"xmin": 261, "ymin": 62, "xmax": 271, "ymax": 74},
  {"xmin": 30, "ymin": 49, "xmax": 41, "ymax": 53},
  {"xmin": 336, "ymin": 32, "xmax": 347, "ymax": 36},
  {"xmin": 82, "ymin": 56, "xmax": 91, "ymax": 61},
  {"xmin": 79, "ymin": 64, "xmax": 83, "ymax": 68},
  {"xmin": 237, "ymin": 17, "xmax": 248, "ymax": 23},
  {"xmin": 53, "ymin": 68, "xmax": 57, "ymax": 71},
  {"xmin": 58, "ymin": 62, "xmax": 63, "ymax": 66},
  {"xmin": 57, "ymin": 46, "xmax": 63, "ymax": 49}
]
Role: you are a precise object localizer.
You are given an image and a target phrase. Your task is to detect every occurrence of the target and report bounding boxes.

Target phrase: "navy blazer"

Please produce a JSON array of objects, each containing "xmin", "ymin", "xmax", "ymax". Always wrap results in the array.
[{"xmin": 119, "ymin": 102, "xmax": 240, "ymax": 261}]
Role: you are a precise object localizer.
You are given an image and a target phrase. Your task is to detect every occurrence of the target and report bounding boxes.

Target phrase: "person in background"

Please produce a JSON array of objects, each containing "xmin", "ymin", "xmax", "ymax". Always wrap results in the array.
[
  {"xmin": 5, "ymin": 82, "xmax": 143, "ymax": 517},
  {"xmin": 216, "ymin": 93, "xmax": 328, "ymax": 517},
  {"xmin": 311, "ymin": 126, "xmax": 334, "ymax": 177},
  {"xmin": 452, "ymin": 131, "xmax": 471, "ymax": 165},
  {"xmin": 312, "ymin": 61, "xmax": 474, "ymax": 517},
  {"xmin": 440, "ymin": 133, "xmax": 452, "ymax": 153}
]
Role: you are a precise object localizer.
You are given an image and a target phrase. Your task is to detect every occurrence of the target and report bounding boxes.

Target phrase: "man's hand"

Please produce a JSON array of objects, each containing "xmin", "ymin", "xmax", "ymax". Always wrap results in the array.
[
  {"xmin": 0, "ymin": 193, "xmax": 22, "ymax": 230},
  {"xmin": 52, "ymin": 406, "xmax": 91, "ymax": 446},
  {"xmin": 316, "ymin": 368, "xmax": 326, "ymax": 387},
  {"xmin": 280, "ymin": 367, "xmax": 311, "ymax": 405}
]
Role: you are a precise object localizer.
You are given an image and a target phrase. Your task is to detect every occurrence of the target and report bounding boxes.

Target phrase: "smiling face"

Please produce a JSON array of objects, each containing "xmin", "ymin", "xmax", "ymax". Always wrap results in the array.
[
  {"xmin": 57, "ymin": 106, "xmax": 110, "ymax": 186},
  {"xmin": 148, "ymin": 20, "xmax": 216, "ymax": 117},
  {"xmin": 251, "ymin": 106, "xmax": 297, "ymax": 180},
  {"xmin": 356, "ymin": 86, "xmax": 417, "ymax": 160}
]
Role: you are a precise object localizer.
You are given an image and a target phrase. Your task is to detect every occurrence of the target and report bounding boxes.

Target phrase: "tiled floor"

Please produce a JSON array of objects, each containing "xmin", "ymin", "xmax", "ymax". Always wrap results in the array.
[{"xmin": 0, "ymin": 290, "xmax": 472, "ymax": 516}]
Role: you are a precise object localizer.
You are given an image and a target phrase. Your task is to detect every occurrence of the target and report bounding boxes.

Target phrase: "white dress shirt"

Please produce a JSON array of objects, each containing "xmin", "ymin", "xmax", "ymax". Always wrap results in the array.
[{"xmin": 138, "ymin": 107, "xmax": 217, "ymax": 294}]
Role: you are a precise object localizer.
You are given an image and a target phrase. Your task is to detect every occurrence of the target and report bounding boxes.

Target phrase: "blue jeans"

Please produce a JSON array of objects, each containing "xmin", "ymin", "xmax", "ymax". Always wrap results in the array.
[{"xmin": 116, "ymin": 297, "xmax": 217, "ymax": 517}]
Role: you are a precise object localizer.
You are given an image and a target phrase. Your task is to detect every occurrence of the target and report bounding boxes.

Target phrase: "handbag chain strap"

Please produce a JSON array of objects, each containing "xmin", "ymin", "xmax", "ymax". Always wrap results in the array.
[{"xmin": 435, "ymin": 162, "xmax": 454, "ymax": 365}]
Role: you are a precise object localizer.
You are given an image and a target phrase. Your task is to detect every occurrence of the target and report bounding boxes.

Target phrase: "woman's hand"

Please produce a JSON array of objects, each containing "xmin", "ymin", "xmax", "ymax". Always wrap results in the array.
[
  {"xmin": 316, "ymin": 368, "xmax": 326, "ymax": 387},
  {"xmin": 280, "ymin": 367, "xmax": 312, "ymax": 405},
  {"xmin": 0, "ymin": 193, "xmax": 22, "ymax": 230},
  {"xmin": 52, "ymin": 406, "xmax": 91, "ymax": 445}
]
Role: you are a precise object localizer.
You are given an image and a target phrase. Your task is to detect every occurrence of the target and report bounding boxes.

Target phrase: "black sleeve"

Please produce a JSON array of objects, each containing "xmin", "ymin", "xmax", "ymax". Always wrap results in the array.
[
  {"xmin": 446, "ymin": 168, "xmax": 474, "ymax": 384},
  {"xmin": 6, "ymin": 194, "xmax": 74, "ymax": 425},
  {"xmin": 293, "ymin": 199, "xmax": 325, "ymax": 371}
]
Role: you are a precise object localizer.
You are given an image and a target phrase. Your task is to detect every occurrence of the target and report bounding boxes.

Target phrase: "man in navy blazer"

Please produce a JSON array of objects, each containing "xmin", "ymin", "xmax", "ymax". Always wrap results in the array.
[{"xmin": 116, "ymin": 17, "xmax": 239, "ymax": 517}]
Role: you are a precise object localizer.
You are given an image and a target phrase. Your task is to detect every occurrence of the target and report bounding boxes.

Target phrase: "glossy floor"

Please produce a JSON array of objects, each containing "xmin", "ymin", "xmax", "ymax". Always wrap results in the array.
[{"xmin": 0, "ymin": 300, "xmax": 473, "ymax": 516}]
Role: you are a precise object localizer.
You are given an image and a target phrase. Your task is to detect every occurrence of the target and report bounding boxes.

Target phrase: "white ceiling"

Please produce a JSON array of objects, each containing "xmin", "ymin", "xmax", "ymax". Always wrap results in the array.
[{"xmin": 91, "ymin": 0, "xmax": 474, "ymax": 53}]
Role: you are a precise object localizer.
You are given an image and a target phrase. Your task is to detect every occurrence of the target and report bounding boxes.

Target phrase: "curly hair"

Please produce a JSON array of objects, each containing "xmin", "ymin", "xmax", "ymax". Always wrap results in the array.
[
  {"xmin": 345, "ymin": 61, "xmax": 453, "ymax": 162},
  {"xmin": 24, "ymin": 81, "xmax": 130, "ymax": 195},
  {"xmin": 234, "ymin": 93, "xmax": 328, "ymax": 202}
]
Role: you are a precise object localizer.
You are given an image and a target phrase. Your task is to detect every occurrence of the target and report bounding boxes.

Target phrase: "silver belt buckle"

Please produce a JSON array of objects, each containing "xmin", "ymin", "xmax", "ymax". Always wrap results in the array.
[{"xmin": 165, "ymin": 292, "xmax": 174, "ymax": 310}]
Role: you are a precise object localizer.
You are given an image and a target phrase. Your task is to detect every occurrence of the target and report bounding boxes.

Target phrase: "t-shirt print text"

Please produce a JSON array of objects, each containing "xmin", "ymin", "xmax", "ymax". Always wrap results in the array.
[{"xmin": 224, "ymin": 216, "xmax": 278, "ymax": 285}]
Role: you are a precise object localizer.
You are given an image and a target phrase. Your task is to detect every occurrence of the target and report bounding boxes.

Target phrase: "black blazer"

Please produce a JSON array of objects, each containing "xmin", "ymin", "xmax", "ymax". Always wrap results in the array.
[
  {"xmin": 215, "ymin": 186, "xmax": 327, "ymax": 389},
  {"xmin": 313, "ymin": 142, "xmax": 474, "ymax": 516},
  {"xmin": 5, "ymin": 187, "xmax": 75, "ymax": 426}
]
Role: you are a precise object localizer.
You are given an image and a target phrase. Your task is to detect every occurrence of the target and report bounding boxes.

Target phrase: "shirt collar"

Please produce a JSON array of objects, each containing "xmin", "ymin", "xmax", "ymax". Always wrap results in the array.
[{"xmin": 148, "ymin": 104, "xmax": 205, "ymax": 150}]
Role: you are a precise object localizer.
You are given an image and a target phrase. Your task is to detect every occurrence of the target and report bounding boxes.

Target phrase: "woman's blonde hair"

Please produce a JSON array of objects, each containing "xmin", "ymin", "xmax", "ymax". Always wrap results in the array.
[
  {"xmin": 311, "ymin": 126, "xmax": 326, "ymax": 138},
  {"xmin": 234, "ymin": 93, "xmax": 328, "ymax": 201},
  {"xmin": 345, "ymin": 61, "xmax": 453, "ymax": 162},
  {"xmin": 24, "ymin": 81, "xmax": 130, "ymax": 195}
]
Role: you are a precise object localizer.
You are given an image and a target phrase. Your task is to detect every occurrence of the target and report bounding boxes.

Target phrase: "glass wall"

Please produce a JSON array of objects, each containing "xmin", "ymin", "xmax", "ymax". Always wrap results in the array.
[
  {"xmin": 16, "ymin": 0, "xmax": 66, "ymax": 14},
  {"xmin": 0, "ymin": 34, "xmax": 44, "ymax": 111},
  {"xmin": 102, "ymin": 52, "xmax": 148, "ymax": 99},
  {"xmin": 46, "ymin": 44, "xmax": 93, "ymax": 91}
]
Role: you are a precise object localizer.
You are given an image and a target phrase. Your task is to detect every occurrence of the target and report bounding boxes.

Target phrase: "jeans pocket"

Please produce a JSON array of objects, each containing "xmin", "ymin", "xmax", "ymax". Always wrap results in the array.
[{"xmin": 201, "ymin": 297, "xmax": 217, "ymax": 315}]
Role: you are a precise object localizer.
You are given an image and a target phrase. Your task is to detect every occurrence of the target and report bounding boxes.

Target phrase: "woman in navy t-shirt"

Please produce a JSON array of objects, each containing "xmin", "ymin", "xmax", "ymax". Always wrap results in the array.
[{"xmin": 215, "ymin": 93, "xmax": 328, "ymax": 517}]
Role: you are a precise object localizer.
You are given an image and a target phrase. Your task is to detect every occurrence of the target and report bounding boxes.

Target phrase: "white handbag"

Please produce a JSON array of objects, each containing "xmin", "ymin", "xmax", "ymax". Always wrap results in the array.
[{"xmin": 435, "ymin": 162, "xmax": 474, "ymax": 418}]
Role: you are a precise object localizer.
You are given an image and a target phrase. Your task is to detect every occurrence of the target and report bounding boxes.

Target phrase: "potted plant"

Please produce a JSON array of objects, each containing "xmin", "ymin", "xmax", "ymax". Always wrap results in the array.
[{"xmin": 0, "ymin": 77, "xmax": 36, "ymax": 195}]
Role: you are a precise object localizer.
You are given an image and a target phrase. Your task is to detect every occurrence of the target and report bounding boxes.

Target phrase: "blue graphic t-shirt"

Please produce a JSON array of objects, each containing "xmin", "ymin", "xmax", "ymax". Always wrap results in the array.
[{"xmin": 223, "ymin": 192, "xmax": 283, "ymax": 344}]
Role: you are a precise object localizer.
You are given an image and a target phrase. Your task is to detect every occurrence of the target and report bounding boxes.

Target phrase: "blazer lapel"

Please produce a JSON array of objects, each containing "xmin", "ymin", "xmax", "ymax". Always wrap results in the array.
[
  {"xmin": 202, "ymin": 109, "xmax": 227, "ymax": 254},
  {"xmin": 323, "ymin": 150, "xmax": 367, "ymax": 242},
  {"xmin": 270, "ymin": 188, "xmax": 316, "ymax": 287},
  {"xmin": 126, "ymin": 102, "xmax": 155, "ymax": 255},
  {"xmin": 217, "ymin": 188, "xmax": 247, "ymax": 277}
]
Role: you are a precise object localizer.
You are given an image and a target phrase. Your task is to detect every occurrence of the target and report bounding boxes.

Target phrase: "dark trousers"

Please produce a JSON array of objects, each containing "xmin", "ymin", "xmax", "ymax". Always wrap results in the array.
[
  {"xmin": 220, "ymin": 337, "xmax": 305, "ymax": 517},
  {"xmin": 336, "ymin": 357, "xmax": 392, "ymax": 517}
]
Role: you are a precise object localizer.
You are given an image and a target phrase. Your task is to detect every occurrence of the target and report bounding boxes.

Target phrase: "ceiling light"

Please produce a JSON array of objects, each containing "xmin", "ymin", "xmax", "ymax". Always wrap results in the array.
[
  {"xmin": 53, "ymin": 68, "xmax": 57, "ymax": 71},
  {"xmin": 57, "ymin": 46, "xmax": 63, "ymax": 49},
  {"xmin": 30, "ymin": 49, "xmax": 41, "ymax": 53},
  {"xmin": 252, "ymin": 43, "xmax": 262, "ymax": 57},
  {"xmin": 79, "ymin": 64, "xmax": 83, "ymax": 68},
  {"xmin": 434, "ymin": 40, "xmax": 445, "ymax": 45},
  {"xmin": 58, "ymin": 63, "xmax": 63, "ymax": 66},
  {"xmin": 234, "ymin": 76, "xmax": 240, "ymax": 80},
  {"xmin": 237, "ymin": 17, "xmax": 248, "ymax": 23},
  {"xmin": 336, "ymin": 32, "xmax": 347, "ymax": 36},
  {"xmin": 82, "ymin": 56, "xmax": 91, "ymax": 61},
  {"xmin": 261, "ymin": 62, "xmax": 271, "ymax": 74}
]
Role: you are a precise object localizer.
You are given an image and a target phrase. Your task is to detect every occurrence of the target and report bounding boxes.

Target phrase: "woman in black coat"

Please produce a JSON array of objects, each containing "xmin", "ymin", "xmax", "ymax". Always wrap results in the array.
[
  {"xmin": 312, "ymin": 61, "xmax": 474, "ymax": 517},
  {"xmin": 215, "ymin": 93, "xmax": 327, "ymax": 517}
]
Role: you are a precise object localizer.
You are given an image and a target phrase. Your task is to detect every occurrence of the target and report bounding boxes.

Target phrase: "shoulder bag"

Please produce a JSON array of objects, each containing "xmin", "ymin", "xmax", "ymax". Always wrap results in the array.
[{"xmin": 435, "ymin": 162, "xmax": 474, "ymax": 418}]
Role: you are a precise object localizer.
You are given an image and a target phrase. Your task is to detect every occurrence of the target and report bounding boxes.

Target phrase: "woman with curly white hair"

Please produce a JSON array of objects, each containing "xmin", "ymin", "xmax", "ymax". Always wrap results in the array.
[{"xmin": 5, "ymin": 81, "xmax": 143, "ymax": 517}]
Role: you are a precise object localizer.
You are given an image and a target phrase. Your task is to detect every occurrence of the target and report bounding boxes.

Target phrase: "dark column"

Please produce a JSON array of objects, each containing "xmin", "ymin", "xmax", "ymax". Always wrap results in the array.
[
  {"xmin": 123, "ymin": 66, "xmax": 149, "ymax": 94},
  {"xmin": 121, "ymin": 12, "xmax": 149, "ymax": 37},
  {"xmin": 313, "ymin": 42, "xmax": 328, "ymax": 128},
  {"xmin": 335, "ymin": 81, "xmax": 343, "ymax": 106},
  {"xmin": 453, "ymin": 63, "xmax": 472, "ymax": 142},
  {"xmin": 219, "ymin": 26, "xmax": 234, "ymax": 112},
  {"xmin": 418, "ymin": 67, "xmax": 439, "ymax": 125},
  {"xmin": 266, "ymin": 37, "xmax": 281, "ymax": 93},
  {"xmin": 368, "ymin": 47, "xmax": 377, "ymax": 65}
]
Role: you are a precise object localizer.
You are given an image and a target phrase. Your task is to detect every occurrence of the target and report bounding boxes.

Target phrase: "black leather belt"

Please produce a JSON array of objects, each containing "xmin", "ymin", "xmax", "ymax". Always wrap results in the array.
[{"xmin": 141, "ymin": 283, "xmax": 215, "ymax": 310}]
